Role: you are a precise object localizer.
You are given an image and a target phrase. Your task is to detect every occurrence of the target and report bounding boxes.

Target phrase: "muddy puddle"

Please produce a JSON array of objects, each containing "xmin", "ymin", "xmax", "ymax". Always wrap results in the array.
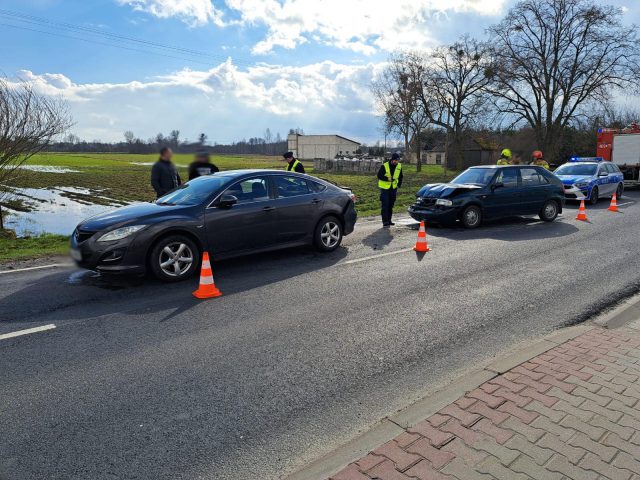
[{"xmin": 2, "ymin": 186, "xmax": 131, "ymax": 237}]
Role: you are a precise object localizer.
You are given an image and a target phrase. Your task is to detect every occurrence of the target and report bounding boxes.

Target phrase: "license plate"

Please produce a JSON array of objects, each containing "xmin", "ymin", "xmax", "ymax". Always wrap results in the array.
[{"xmin": 69, "ymin": 248, "xmax": 82, "ymax": 261}]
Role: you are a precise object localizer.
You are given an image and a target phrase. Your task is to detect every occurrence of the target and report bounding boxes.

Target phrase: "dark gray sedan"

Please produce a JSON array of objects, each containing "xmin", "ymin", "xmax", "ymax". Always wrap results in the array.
[{"xmin": 70, "ymin": 170, "xmax": 357, "ymax": 282}]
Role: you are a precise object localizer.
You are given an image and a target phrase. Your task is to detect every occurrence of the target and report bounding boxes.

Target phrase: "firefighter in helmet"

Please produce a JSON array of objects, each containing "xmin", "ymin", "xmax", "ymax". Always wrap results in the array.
[
  {"xmin": 531, "ymin": 150, "xmax": 550, "ymax": 170},
  {"xmin": 497, "ymin": 149, "xmax": 512, "ymax": 165}
]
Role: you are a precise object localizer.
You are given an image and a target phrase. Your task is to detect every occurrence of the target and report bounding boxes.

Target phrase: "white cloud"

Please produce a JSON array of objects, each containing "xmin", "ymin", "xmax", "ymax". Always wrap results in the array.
[
  {"xmin": 12, "ymin": 60, "xmax": 385, "ymax": 142},
  {"xmin": 116, "ymin": 0, "xmax": 225, "ymax": 26},
  {"xmin": 115, "ymin": 0, "xmax": 507, "ymax": 53}
]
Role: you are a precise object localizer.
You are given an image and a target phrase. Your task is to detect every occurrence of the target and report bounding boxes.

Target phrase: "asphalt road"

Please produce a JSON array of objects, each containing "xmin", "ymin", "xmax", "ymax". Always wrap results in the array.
[{"xmin": 2, "ymin": 193, "xmax": 640, "ymax": 480}]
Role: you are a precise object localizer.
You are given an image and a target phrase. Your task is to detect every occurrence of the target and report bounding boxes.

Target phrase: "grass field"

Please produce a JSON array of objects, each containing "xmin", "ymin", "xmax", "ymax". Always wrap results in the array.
[
  {"xmin": 14, "ymin": 152, "xmax": 455, "ymax": 214},
  {"xmin": 1, "ymin": 152, "xmax": 456, "ymax": 262},
  {"xmin": 0, "ymin": 232, "xmax": 69, "ymax": 262}
]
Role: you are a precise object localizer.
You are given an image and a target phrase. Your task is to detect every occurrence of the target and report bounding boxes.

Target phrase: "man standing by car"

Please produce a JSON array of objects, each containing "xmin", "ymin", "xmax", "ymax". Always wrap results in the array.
[
  {"xmin": 378, "ymin": 153, "xmax": 403, "ymax": 228},
  {"xmin": 188, "ymin": 151, "xmax": 219, "ymax": 180},
  {"xmin": 283, "ymin": 151, "xmax": 305, "ymax": 173},
  {"xmin": 497, "ymin": 149, "xmax": 512, "ymax": 165},
  {"xmin": 531, "ymin": 150, "xmax": 550, "ymax": 170},
  {"xmin": 151, "ymin": 147, "xmax": 181, "ymax": 198}
]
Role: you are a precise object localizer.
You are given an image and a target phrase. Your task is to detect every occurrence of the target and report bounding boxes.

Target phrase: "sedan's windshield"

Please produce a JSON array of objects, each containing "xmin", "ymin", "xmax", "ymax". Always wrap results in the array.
[
  {"xmin": 451, "ymin": 168, "xmax": 496, "ymax": 186},
  {"xmin": 555, "ymin": 164, "xmax": 598, "ymax": 176},
  {"xmin": 156, "ymin": 176, "xmax": 231, "ymax": 206}
]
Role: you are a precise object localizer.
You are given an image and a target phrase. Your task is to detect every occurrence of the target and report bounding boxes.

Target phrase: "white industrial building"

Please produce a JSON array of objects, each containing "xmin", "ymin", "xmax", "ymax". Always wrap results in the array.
[{"xmin": 287, "ymin": 133, "xmax": 361, "ymax": 160}]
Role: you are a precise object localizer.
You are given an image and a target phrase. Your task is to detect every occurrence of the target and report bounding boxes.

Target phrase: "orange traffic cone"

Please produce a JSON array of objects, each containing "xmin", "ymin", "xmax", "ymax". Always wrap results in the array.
[
  {"xmin": 413, "ymin": 221, "xmax": 430, "ymax": 252},
  {"xmin": 608, "ymin": 193, "xmax": 620, "ymax": 212},
  {"xmin": 576, "ymin": 199, "xmax": 588, "ymax": 222},
  {"xmin": 193, "ymin": 252, "xmax": 222, "ymax": 299}
]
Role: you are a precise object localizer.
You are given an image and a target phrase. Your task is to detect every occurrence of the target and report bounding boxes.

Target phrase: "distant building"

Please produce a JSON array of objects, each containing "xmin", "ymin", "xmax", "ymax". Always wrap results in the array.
[
  {"xmin": 417, "ymin": 138, "xmax": 499, "ymax": 169},
  {"xmin": 287, "ymin": 133, "xmax": 361, "ymax": 160}
]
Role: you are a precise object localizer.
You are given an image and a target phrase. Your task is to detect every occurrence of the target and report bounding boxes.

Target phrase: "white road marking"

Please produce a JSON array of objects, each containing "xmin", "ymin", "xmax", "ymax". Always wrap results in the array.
[
  {"xmin": 616, "ymin": 202, "xmax": 634, "ymax": 206},
  {"xmin": 340, "ymin": 248, "xmax": 415, "ymax": 266},
  {"xmin": 0, "ymin": 263, "xmax": 73, "ymax": 275},
  {"xmin": 0, "ymin": 324, "xmax": 56, "ymax": 341}
]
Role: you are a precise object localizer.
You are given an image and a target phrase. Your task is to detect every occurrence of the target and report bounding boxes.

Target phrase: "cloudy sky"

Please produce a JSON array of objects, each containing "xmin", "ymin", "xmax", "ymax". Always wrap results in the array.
[{"xmin": 2, "ymin": 0, "xmax": 639, "ymax": 144}]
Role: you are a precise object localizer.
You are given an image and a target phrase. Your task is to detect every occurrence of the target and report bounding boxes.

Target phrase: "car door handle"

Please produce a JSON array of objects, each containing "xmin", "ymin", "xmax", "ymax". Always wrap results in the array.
[
  {"xmin": 263, "ymin": 206, "xmax": 275, "ymax": 212},
  {"xmin": 311, "ymin": 198, "xmax": 321, "ymax": 204}
]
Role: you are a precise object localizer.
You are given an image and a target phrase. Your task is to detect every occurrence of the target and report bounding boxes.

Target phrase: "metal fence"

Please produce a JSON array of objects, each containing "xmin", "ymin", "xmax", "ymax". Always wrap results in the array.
[{"xmin": 313, "ymin": 157, "xmax": 383, "ymax": 173}]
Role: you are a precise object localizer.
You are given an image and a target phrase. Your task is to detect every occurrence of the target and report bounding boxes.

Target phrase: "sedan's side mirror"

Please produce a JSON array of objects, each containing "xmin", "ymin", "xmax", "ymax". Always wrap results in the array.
[
  {"xmin": 599, "ymin": 172, "xmax": 608, "ymax": 177},
  {"xmin": 216, "ymin": 194, "xmax": 238, "ymax": 208},
  {"xmin": 491, "ymin": 182, "xmax": 504, "ymax": 191}
]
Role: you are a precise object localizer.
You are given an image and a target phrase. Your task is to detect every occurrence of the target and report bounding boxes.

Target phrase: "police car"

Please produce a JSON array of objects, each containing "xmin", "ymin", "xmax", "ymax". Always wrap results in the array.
[{"xmin": 554, "ymin": 157, "xmax": 624, "ymax": 205}]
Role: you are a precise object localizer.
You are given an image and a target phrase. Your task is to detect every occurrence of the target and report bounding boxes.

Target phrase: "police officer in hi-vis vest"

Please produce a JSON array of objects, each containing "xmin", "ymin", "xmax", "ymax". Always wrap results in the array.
[
  {"xmin": 377, "ymin": 153, "xmax": 403, "ymax": 228},
  {"xmin": 283, "ymin": 151, "xmax": 305, "ymax": 173}
]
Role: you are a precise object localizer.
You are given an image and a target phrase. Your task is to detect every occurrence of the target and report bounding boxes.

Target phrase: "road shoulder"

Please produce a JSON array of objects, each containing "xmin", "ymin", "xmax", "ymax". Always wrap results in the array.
[{"xmin": 288, "ymin": 294, "xmax": 640, "ymax": 480}]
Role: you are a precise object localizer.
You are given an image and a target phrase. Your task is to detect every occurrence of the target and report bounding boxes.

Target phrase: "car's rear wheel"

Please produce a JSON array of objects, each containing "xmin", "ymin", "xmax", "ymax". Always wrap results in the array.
[
  {"xmin": 314, "ymin": 216, "xmax": 343, "ymax": 252},
  {"xmin": 589, "ymin": 186, "xmax": 599, "ymax": 205},
  {"xmin": 149, "ymin": 234, "xmax": 200, "ymax": 282},
  {"xmin": 461, "ymin": 205, "xmax": 482, "ymax": 229},
  {"xmin": 539, "ymin": 200, "xmax": 559, "ymax": 222},
  {"xmin": 616, "ymin": 183, "xmax": 624, "ymax": 199}
]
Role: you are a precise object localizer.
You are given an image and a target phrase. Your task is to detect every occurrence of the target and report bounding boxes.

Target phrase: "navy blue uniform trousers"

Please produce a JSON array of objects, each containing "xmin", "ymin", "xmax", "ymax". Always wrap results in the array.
[{"xmin": 380, "ymin": 188, "xmax": 397, "ymax": 225}]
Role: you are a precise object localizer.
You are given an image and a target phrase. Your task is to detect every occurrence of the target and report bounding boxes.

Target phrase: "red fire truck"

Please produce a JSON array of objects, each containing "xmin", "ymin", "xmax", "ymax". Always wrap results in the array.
[{"xmin": 597, "ymin": 124, "xmax": 640, "ymax": 187}]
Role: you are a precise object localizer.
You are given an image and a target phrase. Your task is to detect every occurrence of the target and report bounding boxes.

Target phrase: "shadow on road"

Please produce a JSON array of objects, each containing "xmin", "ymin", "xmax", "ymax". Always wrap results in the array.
[
  {"xmin": 0, "ymin": 246, "xmax": 348, "ymax": 325},
  {"xmin": 361, "ymin": 228, "xmax": 394, "ymax": 251},
  {"xmin": 424, "ymin": 216, "xmax": 580, "ymax": 242}
]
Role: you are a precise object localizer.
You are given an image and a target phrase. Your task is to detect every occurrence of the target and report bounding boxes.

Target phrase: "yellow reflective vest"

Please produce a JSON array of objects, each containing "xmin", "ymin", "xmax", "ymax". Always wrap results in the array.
[
  {"xmin": 534, "ymin": 160, "xmax": 550, "ymax": 170},
  {"xmin": 378, "ymin": 162, "xmax": 402, "ymax": 190},
  {"xmin": 497, "ymin": 159, "xmax": 511, "ymax": 166},
  {"xmin": 287, "ymin": 159, "xmax": 301, "ymax": 172}
]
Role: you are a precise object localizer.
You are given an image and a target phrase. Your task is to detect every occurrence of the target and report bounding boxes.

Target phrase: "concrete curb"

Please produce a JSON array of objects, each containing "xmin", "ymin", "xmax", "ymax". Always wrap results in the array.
[
  {"xmin": 593, "ymin": 292, "xmax": 640, "ymax": 330},
  {"xmin": 285, "ymin": 324, "xmax": 592, "ymax": 480}
]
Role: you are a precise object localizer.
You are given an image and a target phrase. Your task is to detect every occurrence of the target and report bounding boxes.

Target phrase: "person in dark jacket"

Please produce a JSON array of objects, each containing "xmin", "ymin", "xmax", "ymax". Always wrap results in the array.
[
  {"xmin": 188, "ymin": 151, "xmax": 219, "ymax": 180},
  {"xmin": 151, "ymin": 147, "xmax": 181, "ymax": 198},
  {"xmin": 377, "ymin": 153, "xmax": 404, "ymax": 227},
  {"xmin": 283, "ymin": 151, "xmax": 305, "ymax": 173}
]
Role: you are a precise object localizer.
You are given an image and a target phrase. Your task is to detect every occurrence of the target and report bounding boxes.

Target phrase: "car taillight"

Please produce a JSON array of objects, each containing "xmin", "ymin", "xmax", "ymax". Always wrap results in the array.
[{"xmin": 350, "ymin": 193, "xmax": 358, "ymax": 203}]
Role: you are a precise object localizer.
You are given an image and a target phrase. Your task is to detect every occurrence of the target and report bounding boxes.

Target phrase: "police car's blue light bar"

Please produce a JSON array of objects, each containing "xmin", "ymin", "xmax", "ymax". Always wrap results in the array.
[{"xmin": 569, "ymin": 157, "xmax": 604, "ymax": 162}]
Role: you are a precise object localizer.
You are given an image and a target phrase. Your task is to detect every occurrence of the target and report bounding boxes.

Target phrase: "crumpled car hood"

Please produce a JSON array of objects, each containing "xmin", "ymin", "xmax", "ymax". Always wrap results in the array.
[{"xmin": 417, "ymin": 183, "xmax": 482, "ymax": 199}]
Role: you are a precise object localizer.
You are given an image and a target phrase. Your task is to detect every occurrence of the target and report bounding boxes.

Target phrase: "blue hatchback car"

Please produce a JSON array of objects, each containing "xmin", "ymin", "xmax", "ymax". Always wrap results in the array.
[
  {"xmin": 408, "ymin": 165, "xmax": 565, "ymax": 228},
  {"xmin": 554, "ymin": 158, "xmax": 625, "ymax": 205}
]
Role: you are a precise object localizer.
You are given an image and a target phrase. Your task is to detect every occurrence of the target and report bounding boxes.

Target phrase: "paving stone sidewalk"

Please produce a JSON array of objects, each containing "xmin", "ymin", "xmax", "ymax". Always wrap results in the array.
[{"xmin": 330, "ymin": 321, "xmax": 640, "ymax": 480}]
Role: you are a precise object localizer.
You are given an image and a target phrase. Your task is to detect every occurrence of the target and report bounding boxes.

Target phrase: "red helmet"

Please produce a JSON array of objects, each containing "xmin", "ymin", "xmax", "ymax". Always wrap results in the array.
[{"xmin": 532, "ymin": 150, "xmax": 543, "ymax": 159}]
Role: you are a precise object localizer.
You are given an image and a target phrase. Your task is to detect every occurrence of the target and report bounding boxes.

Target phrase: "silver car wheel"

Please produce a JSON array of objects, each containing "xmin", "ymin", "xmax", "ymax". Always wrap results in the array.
[
  {"xmin": 159, "ymin": 242, "xmax": 194, "ymax": 277},
  {"xmin": 320, "ymin": 221, "xmax": 341, "ymax": 248},
  {"xmin": 543, "ymin": 202, "xmax": 557, "ymax": 219},
  {"xmin": 464, "ymin": 209, "xmax": 480, "ymax": 227}
]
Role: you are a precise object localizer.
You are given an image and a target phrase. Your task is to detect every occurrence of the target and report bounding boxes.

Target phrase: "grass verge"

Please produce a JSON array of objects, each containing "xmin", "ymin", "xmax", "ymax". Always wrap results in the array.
[{"xmin": 0, "ymin": 232, "xmax": 69, "ymax": 262}]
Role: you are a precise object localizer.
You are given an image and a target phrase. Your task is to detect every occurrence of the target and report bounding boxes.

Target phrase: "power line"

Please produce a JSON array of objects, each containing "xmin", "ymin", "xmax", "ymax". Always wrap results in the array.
[
  {"xmin": 0, "ymin": 8, "xmax": 217, "ymax": 58},
  {"xmin": 0, "ymin": 8, "xmax": 256, "ymax": 68},
  {"xmin": 0, "ymin": 22, "xmax": 227, "ymax": 67}
]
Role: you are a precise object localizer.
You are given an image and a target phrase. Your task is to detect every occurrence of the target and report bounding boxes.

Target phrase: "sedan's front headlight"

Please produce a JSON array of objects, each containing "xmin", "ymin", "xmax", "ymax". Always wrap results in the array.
[
  {"xmin": 97, "ymin": 225, "xmax": 146, "ymax": 242},
  {"xmin": 436, "ymin": 199, "xmax": 453, "ymax": 207},
  {"xmin": 574, "ymin": 182, "xmax": 589, "ymax": 188}
]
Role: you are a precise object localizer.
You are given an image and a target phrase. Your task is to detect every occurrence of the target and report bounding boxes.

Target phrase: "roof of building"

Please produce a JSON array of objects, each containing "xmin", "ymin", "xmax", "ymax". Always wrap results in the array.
[{"xmin": 290, "ymin": 133, "xmax": 361, "ymax": 145}]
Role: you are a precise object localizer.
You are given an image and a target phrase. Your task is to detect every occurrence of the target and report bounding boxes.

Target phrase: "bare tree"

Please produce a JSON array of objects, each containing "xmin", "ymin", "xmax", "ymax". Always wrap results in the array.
[
  {"xmin": 123, "ymin": 130, "xmax": 135, "ymax": 144},
  {"xmin": 488, "ymin": 0, "xmax": 640, "ymax": 160},
  {"xmin": 421, "ymin": 37, "xmax": 494, "ymax": 170},
  {"xmin": 198, "ymin": 133, "xmax": 208, "ymax": 146},
  {"xmin": 373, "ymin": 52, "xmax": 429, "ymax": 171},
  {"xmin": 169, "ymin": 130, "xmax": 180, "ymax": 148},
  {"xmin": 0, "ymin": 78, "xmax": 72, "ymax": 230}
]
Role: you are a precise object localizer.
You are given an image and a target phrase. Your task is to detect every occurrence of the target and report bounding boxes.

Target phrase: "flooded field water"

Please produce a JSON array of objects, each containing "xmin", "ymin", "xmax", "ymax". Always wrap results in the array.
[{"xmin": 3, "ymin": 186, "xmax": 131, "ymax": 237}]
